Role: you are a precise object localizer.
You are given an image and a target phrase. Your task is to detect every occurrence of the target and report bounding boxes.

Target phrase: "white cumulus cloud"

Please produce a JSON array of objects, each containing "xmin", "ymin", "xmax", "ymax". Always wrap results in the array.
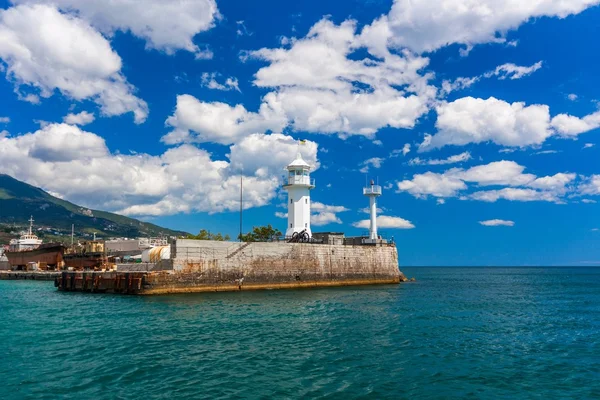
[
  {"xmin": 0, "ymin": 4, "xmax": 148, "ymax": 123},
  {"xmin": 422, "ymin": 97, "xmax": 552, "ymax": 150},
  {"xmin": 470, "ymin": 188, "xmax": 560, "ymax": 203},
  {"xmin": 0, "ymin": 123, "xmax": 319, "ymax": 216},
  {"xmin": 441, "ymin": 61, "xmax": 542, "ymax": 95},
  {"xmin": 402, "ymin": 143, "xmax": 411, "ymax": 156},
  {"xmin": 528, "ymin": 173, "xmax": 576, "ymax": 193},
  {"xmin": 167, "ymin": 19, "xmax": 437, "ymax": 144},
  {"xmin": 201, "ymin": 73, "xmax": 240, "ymax": 92},
  {"xmin": 311, "ymin": 202, "xmax": 349, "ymax": 226},
  {"xmin": 452, "ymin": 161, "xmax": 536, "ymax": 187},
  {"xmin": 163, "ymin": 94, "xmax": 287, "ymax": 145},
  {"xmin": 359, "ymin": 157, "xmax": 385, "ymax": 173},
  {"xmin": 385, "ymin": 0, "xmax": 599, "ymax": 53},
  {"xmin": 397, "ymin": 161, "xmax": 576, "ymax": 203},
  {"xmin": 244, "ymin": 18, "xmax": 436, "ymax": 138},
  {"xmin": 352, "ymin": 215, "xmax": 415, "ymax": 230},
  {"xmin": 397, "ymin": 172, "xmax": 467, "ymax": 198},
  {"xmin": 228, "ymin": 133, "xmax": 319, "ymax": 175},
  {"xmin": 409, "ymin": 151, "xmax": 471, "ymax": 166},
  {"xmin": 63, "ymin": 111, "xmax": 95, "ymax": 126},
  {"xmin": 13, "ymin": 0, "xmax": 219, "ymax": 57},
  {"xmin": 390, "ymin": 143, "xmax": 411, "ymax": 157},
  {"xmin": 490, "ymin": 62, "xmax": 543, "ymax": 80},
  {"xmin": 578, "ymin": 175, "xmax": 600, "ymax": 196},
  {"xmin": 551, "ymin": 110, "xmax": 600, "ymax": 136},
  {"xmin": 479, "ymin": 219, "xmax": 515, "ymax": 227}
]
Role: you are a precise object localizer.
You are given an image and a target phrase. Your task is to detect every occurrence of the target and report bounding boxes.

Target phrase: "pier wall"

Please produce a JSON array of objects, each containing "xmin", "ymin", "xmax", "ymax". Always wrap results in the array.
[
  {"xmin": 139, "ymin": 240, "xmax": 404, "ymax": 294},
  {"xmin": 53, "ymin": 240, "xmax": 405, "ymax": 295},
  {"xmin": 116, "ymin": 262, "xmax": 172, "ymax": 272}
]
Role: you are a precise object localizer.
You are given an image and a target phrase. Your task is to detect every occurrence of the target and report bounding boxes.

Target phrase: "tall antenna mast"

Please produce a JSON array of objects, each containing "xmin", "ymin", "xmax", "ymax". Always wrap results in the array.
[
  {"xmin": 71, "ymin": 224, "xmax": 74, "ymax": 248},
  {"xmin": 239, "ymin": 168, "xmax": 243, "ymax": 242}
]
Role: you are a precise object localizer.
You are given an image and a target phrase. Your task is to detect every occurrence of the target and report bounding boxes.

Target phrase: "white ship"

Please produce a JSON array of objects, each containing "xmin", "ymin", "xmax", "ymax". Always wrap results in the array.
[
  {"xmin": 9, "ymin": 216, "xmax": 42, "ymax": 251},
  {"xmin": 5, "ymin": 216, "xmax": 65, "ymax": 270}
]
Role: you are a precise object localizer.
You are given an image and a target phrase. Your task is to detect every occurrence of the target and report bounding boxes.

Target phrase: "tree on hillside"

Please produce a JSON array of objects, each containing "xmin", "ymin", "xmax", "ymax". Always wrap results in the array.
[
  {"xmin": 186, "ymin": 229, "xmax": 231, "ymax": 241},
  {"xmin": 238, "ymin": 224, "xmax": 282, "ymax": 242}
]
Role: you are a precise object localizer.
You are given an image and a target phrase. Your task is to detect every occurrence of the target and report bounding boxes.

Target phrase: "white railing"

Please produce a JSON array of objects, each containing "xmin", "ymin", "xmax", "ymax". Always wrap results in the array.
[
  {"xmin": 285, "ymin": 176, "xmax": 315, "ymax": 187},
  {"xmin": 363, "ymin": 185, "xmax": 382, "ymax": 195}
]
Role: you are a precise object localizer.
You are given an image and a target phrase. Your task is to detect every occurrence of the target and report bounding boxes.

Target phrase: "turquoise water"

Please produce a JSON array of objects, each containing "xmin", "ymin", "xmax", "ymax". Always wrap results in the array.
[{"xmin": 1, "ymin": 268, "xmax": 599, "ymax": 399}]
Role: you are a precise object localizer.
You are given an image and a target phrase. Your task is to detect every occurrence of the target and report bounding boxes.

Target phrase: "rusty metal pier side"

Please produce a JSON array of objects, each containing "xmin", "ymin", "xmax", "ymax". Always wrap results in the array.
[{"xmin": 55, "ymin": 271, "xmax": 147, "ymax": 294}]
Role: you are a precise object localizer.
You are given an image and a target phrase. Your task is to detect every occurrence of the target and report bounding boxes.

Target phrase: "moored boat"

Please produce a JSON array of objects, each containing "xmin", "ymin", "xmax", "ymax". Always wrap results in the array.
[{"xmin": 4, "ymin": 217, "xmax": 65, "ymax": 270}]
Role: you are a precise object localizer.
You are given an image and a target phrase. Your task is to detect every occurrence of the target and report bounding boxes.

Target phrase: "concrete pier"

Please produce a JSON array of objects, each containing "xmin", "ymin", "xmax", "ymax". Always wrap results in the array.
[{"xmin": 54, "ymin": 240, "xmax": 406, "ymax": 295}]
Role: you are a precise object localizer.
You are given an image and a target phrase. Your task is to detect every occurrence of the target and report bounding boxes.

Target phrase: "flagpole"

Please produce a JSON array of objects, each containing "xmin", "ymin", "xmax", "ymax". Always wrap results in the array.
[{"xmin": 239, "ymin": 167, "xmax": 243, "ymax": 242}]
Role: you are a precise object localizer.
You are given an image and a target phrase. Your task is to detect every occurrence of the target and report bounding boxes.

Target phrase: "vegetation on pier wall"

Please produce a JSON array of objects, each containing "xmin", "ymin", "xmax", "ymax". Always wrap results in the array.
[
  {"xmin": 185, "ymin": 229, "xmax": 231, "ymax": 241},
  {"xmin": 238, "ymin": 225, "xmax": 282, "ymax": 242}
]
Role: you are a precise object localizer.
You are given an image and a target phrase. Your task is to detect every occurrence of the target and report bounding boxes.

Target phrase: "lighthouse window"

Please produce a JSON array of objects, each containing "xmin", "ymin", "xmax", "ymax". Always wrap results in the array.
[
  {"xmin": 290, "ymin": 199, "xmax": 293, "ymax": 204},
  {"xmin": 290, "ymin": 223, "xmax": 292, "ymax": 228},
  {"xmin": 305, "ymin": 223, "xmax": 307, "ymax": 228},
  {"xmin": 305, "ymin": 198, "xmax": 307, "ymax": 204}
]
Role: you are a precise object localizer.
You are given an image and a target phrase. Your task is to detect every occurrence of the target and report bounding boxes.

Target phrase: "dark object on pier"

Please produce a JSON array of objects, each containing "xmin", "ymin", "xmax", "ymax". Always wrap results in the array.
[{"xmin": 288, "ymin": 229, "xmax": 310, "ymax": 243}]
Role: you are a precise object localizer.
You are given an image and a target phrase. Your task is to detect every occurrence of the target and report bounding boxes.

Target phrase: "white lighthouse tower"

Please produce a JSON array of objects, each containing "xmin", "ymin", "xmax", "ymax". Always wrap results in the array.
[
  {"xmin": 363, "ymin": 179, "xmax": 382, "ymax": 243},
  {"xmin": 283, "ymin": 153, "xmax": 315, "ymax": 238}
]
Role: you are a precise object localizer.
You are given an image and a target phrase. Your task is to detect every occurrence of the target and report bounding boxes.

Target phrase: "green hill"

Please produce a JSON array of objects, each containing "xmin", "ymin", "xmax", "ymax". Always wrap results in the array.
[{"xmin": 0, "ymin": 174, "xmax": 188, "ymax": 243}]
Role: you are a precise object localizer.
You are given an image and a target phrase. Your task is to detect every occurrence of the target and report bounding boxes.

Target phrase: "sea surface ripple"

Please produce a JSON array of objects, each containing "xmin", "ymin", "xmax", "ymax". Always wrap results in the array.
[{"xmin": 1, "ymin": 267, "xmax": 599, "ymax": 399}]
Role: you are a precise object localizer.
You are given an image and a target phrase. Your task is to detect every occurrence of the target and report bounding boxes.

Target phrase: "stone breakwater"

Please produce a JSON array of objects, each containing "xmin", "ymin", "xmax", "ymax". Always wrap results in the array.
[
  {"xmin": 55, "ymin": 240, "xmax": 406, "ymax": 295},
  {"xmin": 0, "ymin": 271, "xmax": 61, "ymax": 281}
]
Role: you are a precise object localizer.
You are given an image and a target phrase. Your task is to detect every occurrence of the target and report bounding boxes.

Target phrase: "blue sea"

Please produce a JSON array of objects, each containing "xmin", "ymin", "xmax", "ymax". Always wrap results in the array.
[{"xmin": 1, "ymin": 268, "xmax": 599, "ymax": 399}]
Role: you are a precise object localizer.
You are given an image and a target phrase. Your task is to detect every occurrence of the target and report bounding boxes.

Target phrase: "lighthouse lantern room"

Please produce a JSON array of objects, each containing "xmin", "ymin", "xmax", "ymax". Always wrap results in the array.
[{"xmin": 283, "ymin": 153, "xmax": 315, "ymax": 238}]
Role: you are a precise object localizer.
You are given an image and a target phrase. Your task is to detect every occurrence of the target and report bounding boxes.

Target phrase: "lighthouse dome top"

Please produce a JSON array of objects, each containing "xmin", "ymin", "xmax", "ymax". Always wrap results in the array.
[{"xmin": 287, "ymin": 153, "xmax": 310, "ymax": 169}]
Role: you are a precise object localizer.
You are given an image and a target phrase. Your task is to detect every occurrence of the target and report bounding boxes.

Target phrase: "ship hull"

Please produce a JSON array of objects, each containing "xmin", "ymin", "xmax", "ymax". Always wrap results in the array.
[
  {"xmin": 63, "ymin": 253, "xmax": 105, "ymax": 270},
  {"xmin": 5, "ymin": 244, "xmax": 65, "ymax": 270}
]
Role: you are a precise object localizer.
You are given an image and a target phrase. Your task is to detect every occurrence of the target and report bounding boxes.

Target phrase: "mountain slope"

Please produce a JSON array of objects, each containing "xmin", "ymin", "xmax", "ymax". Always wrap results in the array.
[{"xmin": 0, "ymin": 174, "xmax": 188, "ymax": 240}]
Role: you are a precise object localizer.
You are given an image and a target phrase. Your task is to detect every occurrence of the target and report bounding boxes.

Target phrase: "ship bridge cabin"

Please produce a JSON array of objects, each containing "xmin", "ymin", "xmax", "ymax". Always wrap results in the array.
[{"xmin": 9, "ymin": 216, "xmax": 42, "ymax": 252}]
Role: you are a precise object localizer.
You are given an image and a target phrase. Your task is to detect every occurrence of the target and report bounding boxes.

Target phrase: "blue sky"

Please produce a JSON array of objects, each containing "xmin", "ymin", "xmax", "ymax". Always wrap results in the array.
[{"xmin": 1, "ymin": 0, "xmax": 600, "ymax": 266}]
